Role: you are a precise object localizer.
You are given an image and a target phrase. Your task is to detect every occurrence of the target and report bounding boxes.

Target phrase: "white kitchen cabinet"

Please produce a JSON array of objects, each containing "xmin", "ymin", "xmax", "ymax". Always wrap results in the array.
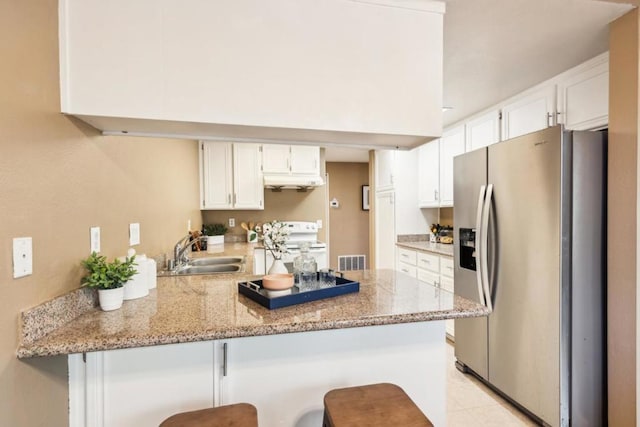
[
  {"xmin": 69, "ymin": 342, "xmax": 214, "ymax": 427},
  {"xmin": 465, "ymin": 110, "xmax": 501, "ymax": 152},
  {"xmin": 501, "ymin": 85, "xmax": 556, "ymax": 140},
  {"xmin": 216, "ymin": 323, "xmax": 446, "ymax": 427},
  {"xmin": 375, "ymin": 191, "xmax": 395, "ymax": 269},
  {"xmin": 439, "ymin": 256, "xmax": 455, "ymax": 338},
  {"xmin": 398, "ymin": 246, "xmax": 455, "ymax": 339},
  {"xmin": 59, "ymin": 0, "xmax": 444, "ymax": 146},
  {"xmin": 418, "ymin": 140, "xmax": 440, "ymax": 207},
  {"xmin": 200, "ymin": 142, "xmax": 233, "ymax": 209},
  {"xmin": 556, "ymin": 53, "xmax": 609, "ymax": 131},
  {"xmin": 232, "ymin": 144, "xmax": 264, "ymax": 209},
  {"xmin": 262, "ymin": 145, "xmax": 320, "ymax": 176},
  {"xmin": 439, "ymin": 126, "xmax": 466, "ymax": 207},
  {"xmin": 261, "ymin": 145, "xmax": 291, "ymax": 174},
  {"xmin": 200, "ymin": 142, "xmax": 264, "ymax": 210},
  {"xmin": 71, "ymin": 325, "xmax": 448, "ymax": 427},
  {"xmin": 375, "ymin": 150, "xmax": 396, "ymax": 192},
  {"xmin": 397, "ymin": 247, "xmax": 418, "ymax": 277},
  {"xmin": 290, "ymin": 146, "xmax": 320, "ymax": 175},
  {"xmin": 417, "ymin": 269, "xmax": 440, "ymax": 288}
]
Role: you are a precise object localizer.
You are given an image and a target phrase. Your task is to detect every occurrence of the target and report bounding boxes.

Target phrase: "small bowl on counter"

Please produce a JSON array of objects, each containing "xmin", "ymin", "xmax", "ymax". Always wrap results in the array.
[{"xmin": 262, "ymin": 273, "xmax": 295, "ymax": 297}]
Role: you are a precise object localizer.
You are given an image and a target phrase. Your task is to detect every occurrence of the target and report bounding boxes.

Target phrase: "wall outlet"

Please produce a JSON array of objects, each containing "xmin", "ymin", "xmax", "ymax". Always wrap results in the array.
[
  {"xmin": 229, "ymin": 218, "xmax": 235, "ymax": 227},
  {"xmin": 129, "ymin": 223, "xmax": 141, "ymax": 246},
  {"xmin": 316, "ymin": 220, "xmax": 323, "ymax": 229},
  {"xmin": 90, "ymin": 227, "xmax": 101, "ymax": 253},
  {"xmin": 13, "ymin": 237, "xmax": 33, "ymax": 278}
]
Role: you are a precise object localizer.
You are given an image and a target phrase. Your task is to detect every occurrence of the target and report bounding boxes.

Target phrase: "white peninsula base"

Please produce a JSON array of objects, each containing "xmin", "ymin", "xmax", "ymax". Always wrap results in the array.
[{"xmin": 69, "ymin": 321, "xmax": 447, "ymax": 427}]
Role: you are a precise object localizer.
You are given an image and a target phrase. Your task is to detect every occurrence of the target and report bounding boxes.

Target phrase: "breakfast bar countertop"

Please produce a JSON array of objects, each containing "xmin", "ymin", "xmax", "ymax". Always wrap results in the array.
[{"xmin": 17, "ymin": 269, "xmax": 488, "ymax": 358}]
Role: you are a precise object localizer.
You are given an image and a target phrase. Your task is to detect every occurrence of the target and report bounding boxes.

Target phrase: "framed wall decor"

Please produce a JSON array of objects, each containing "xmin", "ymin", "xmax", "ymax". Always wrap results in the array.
[{"xmin": 362, "ymin": 185, "xmax": 370, "ymax": 211}]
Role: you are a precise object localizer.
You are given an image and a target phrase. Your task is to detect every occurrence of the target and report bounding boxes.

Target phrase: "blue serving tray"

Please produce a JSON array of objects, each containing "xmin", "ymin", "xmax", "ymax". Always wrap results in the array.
[{"xmin": 238, "ymin": 275, "xmax": 360, "ymax": 310}]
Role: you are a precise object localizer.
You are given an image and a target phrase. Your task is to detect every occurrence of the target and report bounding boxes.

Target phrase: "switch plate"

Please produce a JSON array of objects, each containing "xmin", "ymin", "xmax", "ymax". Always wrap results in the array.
[
  {"xmin": 90, "ymin": 227, "xmax": 101, "ymax": 253},
  {"xmin": 316, "ymin": 220, "xmax": 323, "ymax": 229},
  {"xmin": 13, "ymin": 237, "xmax": 33, "ymax": 278},
  {"xmin": 229, "ymin": 218, "xmax": 235, "ymax": 227},
  {"xmin": 129, "ymin": 223, "xmax": 141, "ymax": 246}
]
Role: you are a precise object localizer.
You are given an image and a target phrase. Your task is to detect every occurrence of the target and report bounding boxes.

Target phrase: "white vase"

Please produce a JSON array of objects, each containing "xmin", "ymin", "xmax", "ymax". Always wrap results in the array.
[
  {"xmin": 98, "ymin": 287, "xmax": 124, "ymax": 311},
  {"xmin": 247, "ymin": 230, "xmax": 258, "ymax": 243},
  {"xmin": 268, "ymin": 259, "xmax": 288, "ymax": 274}
]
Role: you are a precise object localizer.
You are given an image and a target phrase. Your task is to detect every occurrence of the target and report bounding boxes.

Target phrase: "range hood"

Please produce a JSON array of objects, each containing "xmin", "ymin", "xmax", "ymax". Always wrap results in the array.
[{"xmin": 263, "ymin": 174, "xmax": 325, "ymax": 190}]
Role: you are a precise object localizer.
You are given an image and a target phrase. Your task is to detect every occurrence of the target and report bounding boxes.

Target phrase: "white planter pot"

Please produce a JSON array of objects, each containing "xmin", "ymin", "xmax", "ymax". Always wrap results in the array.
[
  {"xmin": 208, "ymin": 235, "xmax": 224, "ymax": 245},
  {"xmin": 207, "ymin": 235, "xmax": 224, "ymax": 253},
  {"xmin": 98, "ymin": 287, "xmax": 124, "ymax": 311}
]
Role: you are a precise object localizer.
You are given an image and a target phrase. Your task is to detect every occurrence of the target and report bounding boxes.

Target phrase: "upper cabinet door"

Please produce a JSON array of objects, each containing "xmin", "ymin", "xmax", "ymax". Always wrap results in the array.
[
  {"xmin": 418, "ymin": 140, "xmax": 440, "ymax": 208},
  {"xmin": 466, "ymin": 110, "xmax": 500, "ymax": 152},
  {"xmin": 439, "ymin": 126, "xmax": 465, "ymax": 207},
  {"xmin": 375, "ymin": 150, "xmax": 396, "ymax": 192},
  {"xmin": 501, "ymin": 85, "xmax": 556, "ymax": 140},
  {"xmin": 200, "ymin": 142, "xmax": 233, "ymax": 209},
  {"xmin": 262, "ymin": 145, "xmax": 291, "ymax": 174},
  {"xmin": 556, "ymin": 53, "xmax": 608, "ymax": 131},
  {"xmin": 290, "ymin": 146, "xmax": 320, "ymax": 175},
  {"xmin": 233, "ymin": 144, "xmax": 264, "ymax": 210}
]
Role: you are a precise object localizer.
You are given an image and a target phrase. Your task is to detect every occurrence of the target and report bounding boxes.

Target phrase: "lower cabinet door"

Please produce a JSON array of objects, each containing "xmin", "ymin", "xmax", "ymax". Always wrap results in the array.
[
  {"xmin": 397, "ymin": 261, "xmax": 417, "ymax": 277},
  {"xmin": 70, "ymin": 341, "xmax": 214, "ymax": 427},
  {"xmin": 217, "ymin": 324, "xmax": 448, "ymax": 427},
  {"xmin": 440, "ymin": 276, "xmax": 455, "ymax": 338}
]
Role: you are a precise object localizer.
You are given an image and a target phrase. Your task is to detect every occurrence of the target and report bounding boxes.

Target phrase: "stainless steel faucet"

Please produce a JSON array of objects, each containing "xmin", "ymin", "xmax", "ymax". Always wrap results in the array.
[{"xmin": 172, "ymin": 234, "xmax": 204, "ymax": 270}]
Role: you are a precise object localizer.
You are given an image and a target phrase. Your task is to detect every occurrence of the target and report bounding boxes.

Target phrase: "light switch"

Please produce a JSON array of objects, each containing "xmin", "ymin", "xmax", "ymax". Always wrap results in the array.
[
  {"xmin": 13, "ymin": 237, "xmax": 33, "ymax": 278},
  {"xmin": 316, "ymin": 220, "xmax": 323, "ymax": 229},
  {"xmin": 90, "ymin": 227, "xmax": 101, "ymax": 253},
  {"xmin": 129, "ymin": 223, "xmax": 141, "ymax": 246},
  {"xmin": 229, "ymin": 218, "xmax": 235, "ymax": 227}
]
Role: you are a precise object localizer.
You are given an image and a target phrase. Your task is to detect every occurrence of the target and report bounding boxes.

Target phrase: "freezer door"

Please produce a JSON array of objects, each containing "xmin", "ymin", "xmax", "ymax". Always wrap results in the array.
[
  {"xmin": 487, "ymin": 126, "xmax": 563, "ymax": 426},
  {"xmin": 453, "ymin": 147, "xmax": 489, "ymax": 379}
]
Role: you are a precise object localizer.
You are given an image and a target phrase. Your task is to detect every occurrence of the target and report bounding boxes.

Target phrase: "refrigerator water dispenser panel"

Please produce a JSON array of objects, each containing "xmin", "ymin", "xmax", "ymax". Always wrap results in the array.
[{"xmin": 459, "ymin": 228, "xmax": 476, "ymax": 271}]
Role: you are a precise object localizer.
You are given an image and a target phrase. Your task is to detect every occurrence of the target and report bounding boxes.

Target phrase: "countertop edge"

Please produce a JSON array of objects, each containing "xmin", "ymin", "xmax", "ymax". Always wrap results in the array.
[
  {"xmin": 396, "ymin": 241, "xmax": 454, "ymax": 257},
  {"xmin": 16, "ymin": 306, "xmax": 488, "ymax": 358}
]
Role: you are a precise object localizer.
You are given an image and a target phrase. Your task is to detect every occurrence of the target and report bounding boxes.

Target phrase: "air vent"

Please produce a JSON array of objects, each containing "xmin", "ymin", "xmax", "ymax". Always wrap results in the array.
[{"xmin": 338, "ymin": 255, "xmax": 366, "ymax": 271}]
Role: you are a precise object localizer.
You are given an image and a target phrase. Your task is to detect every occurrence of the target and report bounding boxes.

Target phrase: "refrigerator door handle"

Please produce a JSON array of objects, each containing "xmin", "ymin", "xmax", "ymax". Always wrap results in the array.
[
  {"xmin": 480, "ymin": 184, "xmax": 494, "ymax": 312},
  {"xmin": 475, "ymin": 185, "xmax": 487, "ymax": 306}
]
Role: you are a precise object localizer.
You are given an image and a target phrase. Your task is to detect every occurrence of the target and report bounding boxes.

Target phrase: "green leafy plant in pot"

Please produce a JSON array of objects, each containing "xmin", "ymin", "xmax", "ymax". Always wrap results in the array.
[
  {"xmin": 203, "ymin": 223, "xmax": 228, "ymax": 247},
  {"xmin": 82, "ymin": 252, "xmax": 137, "ymax": 311}
]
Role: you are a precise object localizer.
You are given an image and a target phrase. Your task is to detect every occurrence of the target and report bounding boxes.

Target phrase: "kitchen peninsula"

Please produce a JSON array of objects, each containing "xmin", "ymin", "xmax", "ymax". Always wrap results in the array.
[{"xmin": 18, "ymin": 267, "xmax": 488, "ymax": 427}]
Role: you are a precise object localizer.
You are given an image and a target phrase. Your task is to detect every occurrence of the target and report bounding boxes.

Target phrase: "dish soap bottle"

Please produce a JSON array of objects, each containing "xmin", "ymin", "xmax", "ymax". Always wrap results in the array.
[{"xmin": 293, "ymin": 242, "xmax": 317, "ymax": 292}]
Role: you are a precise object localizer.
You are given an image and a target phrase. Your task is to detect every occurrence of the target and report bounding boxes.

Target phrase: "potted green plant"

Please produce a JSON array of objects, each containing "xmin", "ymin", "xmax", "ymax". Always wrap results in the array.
[
  {"xmin": 203, "ymin": 223, "xmax": 228, "ymax": 247},
  {"xmin": 82, "ymin": 252, "xmax": 137, "ymax": 311}
]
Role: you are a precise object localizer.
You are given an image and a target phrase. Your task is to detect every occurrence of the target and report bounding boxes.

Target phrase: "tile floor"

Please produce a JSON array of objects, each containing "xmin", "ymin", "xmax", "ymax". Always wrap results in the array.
[{"xmin": 446, "ymin": 342, "xmax": 538, "ymax": 426}]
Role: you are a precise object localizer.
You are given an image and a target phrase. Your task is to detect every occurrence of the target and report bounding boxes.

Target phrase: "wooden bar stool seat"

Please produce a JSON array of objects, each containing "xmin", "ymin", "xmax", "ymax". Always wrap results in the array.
[
  {"xmin": 160, "ymin": 403, "xmax": 258, "ymax": 427},
  {"xmin": 323, "ymin": 383, "xmax": 433, "ymax": 427}
]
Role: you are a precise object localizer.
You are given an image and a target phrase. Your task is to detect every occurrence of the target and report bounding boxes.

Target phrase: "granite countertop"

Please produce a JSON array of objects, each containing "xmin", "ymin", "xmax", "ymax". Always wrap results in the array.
[
  {"xmin": 17, "ymin": 269, "xmax": 488, "ymax": 358},
  {"xmin": 396, "ymin": 241, "xmax": 454, "ymax": 257}
]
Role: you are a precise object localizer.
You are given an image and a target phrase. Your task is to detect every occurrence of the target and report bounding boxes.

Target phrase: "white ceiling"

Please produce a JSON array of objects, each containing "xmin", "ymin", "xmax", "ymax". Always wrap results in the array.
[{"xmin": 325, "ymin": 0, "xmax": 634, "ymax": 163}]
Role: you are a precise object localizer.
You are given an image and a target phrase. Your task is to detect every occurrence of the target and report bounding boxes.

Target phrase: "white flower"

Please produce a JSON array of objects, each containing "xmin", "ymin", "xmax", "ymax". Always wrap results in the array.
[{"xmin": 259, "ymin": 220, "xmax": 290, "ymax": 260}]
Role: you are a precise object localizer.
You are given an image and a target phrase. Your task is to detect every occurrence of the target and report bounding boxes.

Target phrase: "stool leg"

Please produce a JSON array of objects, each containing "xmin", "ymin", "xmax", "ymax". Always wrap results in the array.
[{"xmin": 322, "ymin": 410, "xmax": 333, "ymax": 427}]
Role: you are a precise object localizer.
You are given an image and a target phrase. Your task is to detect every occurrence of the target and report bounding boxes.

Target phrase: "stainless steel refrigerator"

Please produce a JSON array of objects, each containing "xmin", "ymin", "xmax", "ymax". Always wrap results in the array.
[{"xmin": 453, "ymin": 125, "xmax": 606, "ymax": 427}]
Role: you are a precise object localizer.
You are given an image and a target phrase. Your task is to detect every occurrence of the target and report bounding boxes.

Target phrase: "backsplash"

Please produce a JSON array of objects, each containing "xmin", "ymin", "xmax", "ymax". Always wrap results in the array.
[{"xmin": 201, "ymin": 186, "xmax": 328, "ymax": 243}]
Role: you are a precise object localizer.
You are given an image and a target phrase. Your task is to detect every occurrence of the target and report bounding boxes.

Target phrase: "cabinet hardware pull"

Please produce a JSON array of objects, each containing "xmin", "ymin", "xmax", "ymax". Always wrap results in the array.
[
  {"xmin": 233, "ymin": 193, "xmax": 237, "ymax": 204},
  {"xmin": 223, "ymin": 342, "xmax": 228, "ymax": 377},
  {"xmin": 228, "ymin": 194, "xmax": 231, "ymax": 204}
]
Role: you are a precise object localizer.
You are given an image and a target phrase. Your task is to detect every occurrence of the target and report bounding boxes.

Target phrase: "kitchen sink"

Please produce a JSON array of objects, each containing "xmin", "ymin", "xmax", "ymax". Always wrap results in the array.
[
  {"xmin": 189, "ymin": 257, "xmax": 243, "ymax": 266},
  {"xmin": 175, "ymin": 264, "xmax": 242, "ymax": 275}
]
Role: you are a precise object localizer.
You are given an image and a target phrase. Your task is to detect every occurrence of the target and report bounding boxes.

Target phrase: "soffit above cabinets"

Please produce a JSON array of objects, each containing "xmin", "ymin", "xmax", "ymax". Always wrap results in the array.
[{"xmin": 60, "ymin": 0, "xmax": 445, "ymax": 149}]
